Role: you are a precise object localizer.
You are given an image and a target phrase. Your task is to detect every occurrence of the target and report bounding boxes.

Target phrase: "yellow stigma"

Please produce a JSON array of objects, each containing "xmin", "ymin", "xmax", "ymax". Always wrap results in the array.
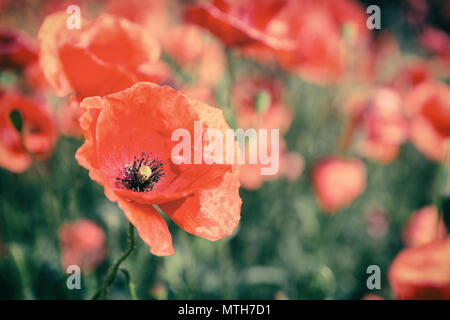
[{"xmin": 137, "ymin": 165, "xmax": 152, "ymax": 183}]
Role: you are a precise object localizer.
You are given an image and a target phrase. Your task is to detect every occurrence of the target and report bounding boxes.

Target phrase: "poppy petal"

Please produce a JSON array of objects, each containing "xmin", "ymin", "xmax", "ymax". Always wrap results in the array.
[
  {"xmin": 159, "ymin": 167, "xmax": 241, "ymax": 241},
  {"xmin": 117, "ymin": 198, "xmax": 174, "ymax": 256}
]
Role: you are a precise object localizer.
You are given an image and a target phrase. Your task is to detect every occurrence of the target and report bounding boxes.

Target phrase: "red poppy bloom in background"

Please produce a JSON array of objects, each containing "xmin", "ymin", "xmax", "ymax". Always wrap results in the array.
[
  {"xmin": 106, "ymin": 0, "xmax": 171, "ymax": 41},
  {"xmin": 239, "ymin": 138, "xmax": 303, "ymax": 190},
  {"xmin": 186, "ymin": 0, "xmax": 369, "ymax": 84},
  {"xmin": 406, "ymin": 81, "xmax": 450, "ymax": 162},
  {"xmin": 59, "ymin": 219, "xmax": 106, "ymax": 273},
  {"xmin": 163, "ymin": 24, "xmax": 225, "ymax": 87},
  {"xmin": 0, "ymin": 91, "xmax": 57, "ymax": 173},
  {"xmin": 231, "ymin": 75, "xmax": 293, "ymax": 133},
  {"xmin": 389, "ymin": 237, "xmax": 450, "ymax": 299},
  {"xmin": 357, "ymin": 88, "xmax": 409, "ymax": 163},
  {"xmin": 272, "ymin": 0, "xmax": 370, "ymax": 84},
  {"xmin": 419, "ymin": 27, "xmax": 450, "ymax": 77},
  {"xmin": 38, "ymin": 12, "xmax": 166, "ymax": 100},
  {"xmin": 184, "ymin": 0, "xmax": 289, "ymax": 48},
  {"xmin": 389, "ymin": 59, "xmax": 433, "ymax": 94},
  {"xmin": 312, "ymin": 156, "xmax": 366, "ymax": 213},
  {"xmin": 76, "ymin": 82, "xmax": 242, "ymax": 256},
  {"xmin": 402, "ymin": 206, "xmax": 446, "ymax": 248},
  {"xmin": 231, "ymin": 75, "xmax": 300, "ymax": 189},
  {"xmin": 0, "ymin": 29, "xmax": 38, "ymax": 70}
]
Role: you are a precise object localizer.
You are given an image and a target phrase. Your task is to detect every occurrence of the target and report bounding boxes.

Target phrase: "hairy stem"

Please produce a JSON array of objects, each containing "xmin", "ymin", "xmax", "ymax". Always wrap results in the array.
[{"xmin": 92, "ymin": 222, "xmax": 136, "ymax": 300}]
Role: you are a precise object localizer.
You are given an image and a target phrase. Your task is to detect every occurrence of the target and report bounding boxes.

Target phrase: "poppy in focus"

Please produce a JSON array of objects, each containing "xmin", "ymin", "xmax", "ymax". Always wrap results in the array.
[{"xmin": 76, "ymin": 82, "xmax": 242, "ymax": 256}]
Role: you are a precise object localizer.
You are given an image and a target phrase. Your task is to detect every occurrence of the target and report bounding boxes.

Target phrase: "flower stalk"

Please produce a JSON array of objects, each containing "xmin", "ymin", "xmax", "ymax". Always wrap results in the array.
[{"xmin": 92, "ymin": 222, "xmax": 136, "ymax": 300}]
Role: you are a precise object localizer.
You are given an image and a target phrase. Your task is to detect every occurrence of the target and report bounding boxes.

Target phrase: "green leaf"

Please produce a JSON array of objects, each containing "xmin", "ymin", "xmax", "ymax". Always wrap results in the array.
[{"xmin": 9, "ymin": 109, "xmax": 23, "ymax": 133}]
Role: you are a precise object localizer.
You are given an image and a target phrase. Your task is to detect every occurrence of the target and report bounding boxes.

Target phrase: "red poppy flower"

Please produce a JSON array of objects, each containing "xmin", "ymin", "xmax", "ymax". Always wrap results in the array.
[
  {"xmin": 0, "ymin": 91, "xmax": 57, "ymax": 173},
  {"xmin": 419, "ymin": 27, "xmax": 450, "ymax": 76},
  {"xmin": 389, "ymin": 59, "xmax": 433, "ymax": 94},
  {"xmin": 106, "ymin": 0, "xmax": 170, "ymax": 41},
  {"xmin": 272, "ymin": 0, "xmax": 369, "ymax": 84},
  {"xmin": 163, "ymin": 24, "xmax": 225, "ymax": 86},
  {"xmin": 59, "ymin": 219, "xmax": 106, "ymax": 273},
  {"xmin": 402, "ymin": 206, "xmax": 446, "ymax": 248},
  {"xmin": 0, "ymin": 29, "xmax": 38, "ymax": 70},
  {"xmin": 357, "ymin": 88, "xmax": 409, "ymax": 163},
  {"xmin": 231, "ymin": 75, "xmax": 293, "ymax": 133},
  {"xmin": 312, "ymin": 156, "xmax": 366, "ymax": 213},
  {"xmin": 76, "ymin": 82, "xmax": 242, "ymax": 256},
  {"xmin": 184, "ymin": 0, "xmax": 289, "ymax": 48},
  {"xmin": 406, "ymin": 81, "xmax": 450, "ymax": 162},
  {"xmin": 239, "ymin": 138, "xmax": 303, "ymax": 190},
  {"xmin": 388, "ymin": 237, "xmax": 450, "ymax": 299},
  {"xmin": 38, "ymin": 12, "xmax": 165, "ymax": 100}
]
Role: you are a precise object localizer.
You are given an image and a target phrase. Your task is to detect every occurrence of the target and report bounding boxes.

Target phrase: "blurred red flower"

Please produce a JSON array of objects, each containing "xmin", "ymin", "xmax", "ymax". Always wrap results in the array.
[
  {"xmin": 356, "ymin": 88, "xmax": 409, "ymax": 163},
  {"xmin": 402, "ymin": 206, "xmax": 447, "ymax": 248},
  {"xmin": 231, "ymin": 75, "xmax": 293, "ymax": 133},
  {"xmin": 0, "ymin": 29, "xmax": 47, "ymax": 92},
  {"xmin": 273, "ymin": 0, "xmax": 369, "ymax": 84},
  {"xmin": 239, "ymin": 139, "xmax": 303, "ymax": 190},
  {"xmin": 38, "ymin": 12, "xmax": 166, "ymax": 100},
  {"xmin": 406, "ymin": 81, "xmax": 450, "ymax": 162},
  {"xmin": 419, "ymin": 27, "xmax": 450, "ymax": 76},
  {"xmin": 76, "ymin": 82, "xmax": 242, "ymax": 255},
  {"xmin": 186, "ymin": 0, "xmax": 369, "ymax": 84},
  {"xmin": 59, "ymin": 219, "xmax": 106, "ymax": 273},
  {"xmin": 312, "ymin": 156, "xmax": 366, "ymax": 213},
  {"xmin": 163, "ymin": 24, "xmax": 225, "ymax": 87},
  {"xmin": 389, "ymin": 237, "xmax": 450, "ymax": 299},
  {"xmin": 185, "ymin": 0, "xmax": 289, "ymax": 48},
  {"xmin": 389, "ymin": 59, "xmax": 433, "ymax": 94},
  {"xmin": 0, "ymin": 91, "xmax": 57, "ymax": 173},
  {"xmin": 230, "ymin": 75, "xmax": 300, "ymax": 189},
  {"xmin": 106, "ymin": 0, "xmax": 171, "ymax": 41},
  {"xmin": 0, "ymin": 29, "xmax": 38, "ymax": 70}
]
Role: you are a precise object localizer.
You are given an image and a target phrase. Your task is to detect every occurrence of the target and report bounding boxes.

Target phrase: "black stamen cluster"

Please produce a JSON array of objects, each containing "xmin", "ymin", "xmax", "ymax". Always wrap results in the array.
[{"xmin": 116, "ymin": 152, "xmax": 165, "ymax": 192}]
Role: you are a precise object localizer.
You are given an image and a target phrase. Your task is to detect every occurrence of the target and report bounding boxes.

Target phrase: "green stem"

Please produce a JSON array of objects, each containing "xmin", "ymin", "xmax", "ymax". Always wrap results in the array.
[
  {"xmin": 434, "ymin": 142, "xmax": 450, "ymax": 236},
  {"xmin": 91, "ymin": 223, "xmax": 136, "ymax": 300},
  {"xmin": 120, "ymin": 268, "xmax": 138, "ymax": 300}
]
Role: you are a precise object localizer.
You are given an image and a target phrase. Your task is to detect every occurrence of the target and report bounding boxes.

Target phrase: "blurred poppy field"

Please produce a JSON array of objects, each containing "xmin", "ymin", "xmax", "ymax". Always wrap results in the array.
[{"xmin": 0, "ymin": 0, "xmax": 450, "ymax": 300}]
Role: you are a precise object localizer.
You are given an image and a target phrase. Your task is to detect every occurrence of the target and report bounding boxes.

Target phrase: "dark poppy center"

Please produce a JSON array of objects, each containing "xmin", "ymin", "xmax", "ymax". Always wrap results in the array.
[{"xmin": 115, "ymin": 152, "xmax": 165, "ymax": 192}]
